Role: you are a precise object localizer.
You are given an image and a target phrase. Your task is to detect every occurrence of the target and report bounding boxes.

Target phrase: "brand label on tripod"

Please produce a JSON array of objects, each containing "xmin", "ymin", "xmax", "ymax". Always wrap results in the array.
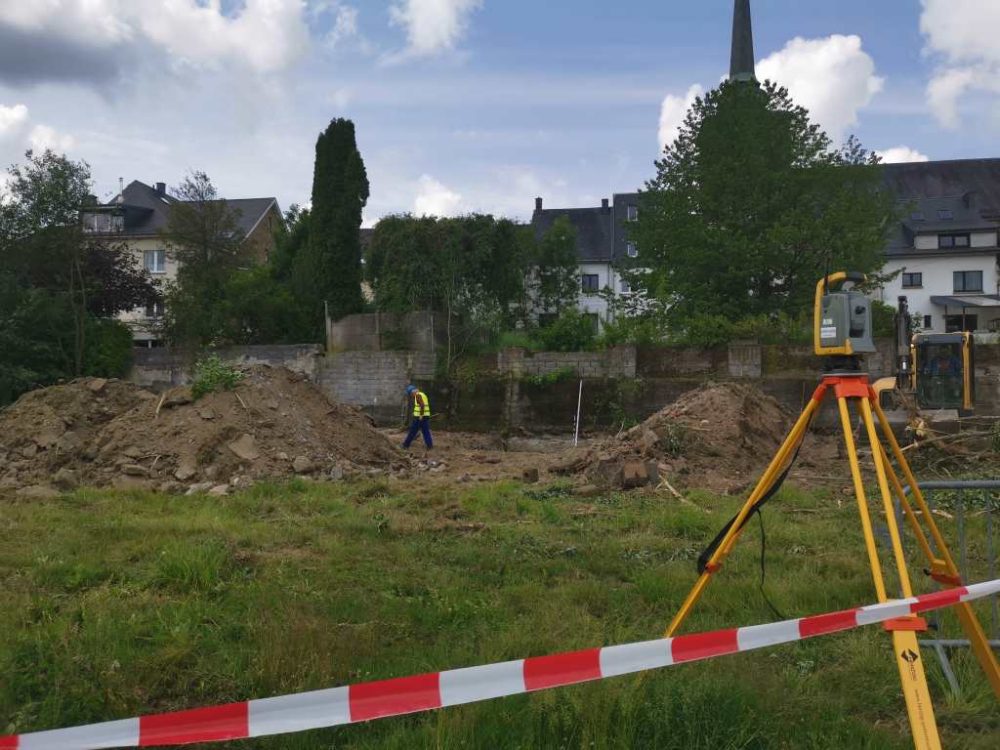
[{"xmin": 821, "ymin": 326, "xmax": 837, "ymax": 340}]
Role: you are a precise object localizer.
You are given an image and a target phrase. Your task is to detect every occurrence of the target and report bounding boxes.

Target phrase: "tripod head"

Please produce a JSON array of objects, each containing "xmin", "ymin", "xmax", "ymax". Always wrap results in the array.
[{"xmin": 814, "ymin": 272, "xmax": 876, "ymax": 372}]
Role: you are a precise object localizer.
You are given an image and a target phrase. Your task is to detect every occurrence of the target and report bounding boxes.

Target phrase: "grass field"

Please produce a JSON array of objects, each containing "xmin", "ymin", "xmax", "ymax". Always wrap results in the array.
[{"xmin": 0, "ymin": 478, "xmax": 997, "ymax": 749}]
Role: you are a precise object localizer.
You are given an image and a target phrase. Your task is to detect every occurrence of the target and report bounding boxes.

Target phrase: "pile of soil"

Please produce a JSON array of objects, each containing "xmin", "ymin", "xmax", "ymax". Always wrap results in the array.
[
  {"xmin": 0, "ymin": 367, "xmax": 405, "ymax": 497},
  {"xmin": 553, "ymin": 382, "xmax": 792, "ymax": 493}
]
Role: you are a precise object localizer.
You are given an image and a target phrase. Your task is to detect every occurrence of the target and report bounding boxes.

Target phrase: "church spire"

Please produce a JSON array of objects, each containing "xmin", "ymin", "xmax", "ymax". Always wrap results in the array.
[{"xmin": 729, "ymin": 0, "xmax": 756, "ymax": 82}]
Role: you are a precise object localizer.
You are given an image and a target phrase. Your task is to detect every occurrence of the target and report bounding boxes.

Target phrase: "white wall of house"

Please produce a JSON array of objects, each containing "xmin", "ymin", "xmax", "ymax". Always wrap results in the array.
[
  {"xmin": 117, "ymin": 238, "xmax": 176, "ymax": 343},
  {"xmin": 577, "ymin": 261, "xmax": 624, "ymax": 326},
  {"xmin": 879, "ymin": 253, "xmax": 1000, "ymax": 332}
]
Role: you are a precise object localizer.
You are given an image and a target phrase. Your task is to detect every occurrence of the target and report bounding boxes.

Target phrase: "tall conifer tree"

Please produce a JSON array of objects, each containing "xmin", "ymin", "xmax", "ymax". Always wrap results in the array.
[{"xmin": 295, "ymin": 119, "xmax": 369, "ymax": 331}]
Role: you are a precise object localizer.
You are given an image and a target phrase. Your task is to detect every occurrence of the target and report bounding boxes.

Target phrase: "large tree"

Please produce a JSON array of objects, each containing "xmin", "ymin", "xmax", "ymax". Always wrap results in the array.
[
  {"xmin": 0, "ymin": 150, "xmax": 153, "ymax": 401},
  {"xmin": 530, "ymin": 216, "xmax": 580, "ymax": 317},
  {"xmin": 293, "ymin": 119, "xmax": 369, "ymax": 333},
  {"xmin": 160, "ymin": 171, "xmax": 246, "ymax": 346},
  {"xmin": 632, "ymin": 79, "xmax": 895, "ymax": 331}
]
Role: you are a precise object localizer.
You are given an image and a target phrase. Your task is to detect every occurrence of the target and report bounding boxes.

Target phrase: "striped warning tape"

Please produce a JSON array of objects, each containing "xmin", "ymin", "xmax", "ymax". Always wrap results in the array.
[{"xmin": 2, "ymin": 580, "xmax": 997, "ymax": 749}]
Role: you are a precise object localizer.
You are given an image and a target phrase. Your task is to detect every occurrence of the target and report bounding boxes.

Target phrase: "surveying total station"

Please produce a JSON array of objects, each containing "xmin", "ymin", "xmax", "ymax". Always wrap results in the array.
[{"xmin": 665, "ymin": 272, "xmax": 1000, "ymax": 750}]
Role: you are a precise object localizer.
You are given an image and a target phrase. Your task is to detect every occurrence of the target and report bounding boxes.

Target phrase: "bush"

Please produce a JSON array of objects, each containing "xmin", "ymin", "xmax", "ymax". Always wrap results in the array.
[
  {"xmin": 82, "ymin": 318, "xmax": 134, "ymax": 378},
  {"xmin": 191, "ymin": 355, "xmax": 245, "ymax": 400},
  {"xmin": 536, "ymin": 310, "xmax": 597, "ymax": 352}
]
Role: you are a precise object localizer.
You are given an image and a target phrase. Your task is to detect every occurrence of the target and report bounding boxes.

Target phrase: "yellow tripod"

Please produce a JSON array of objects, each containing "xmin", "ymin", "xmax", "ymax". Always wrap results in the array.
[{"xmin": 666, "ymin": 276, "xmax": 1000, "ymax": 750}]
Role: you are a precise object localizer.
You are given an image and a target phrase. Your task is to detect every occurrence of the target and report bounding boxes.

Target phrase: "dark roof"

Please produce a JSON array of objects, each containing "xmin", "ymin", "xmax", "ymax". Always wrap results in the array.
[
  {"xmin": 96, "ymin": 180, "xmax": 278, "ymax": 238},
  {"xmin": 883, "ymin": 159, "xmax": 1000, "ymax": 256},
  {"xmin": 532, "ymin": 205, "xmax": 615, "ymax": 263}
]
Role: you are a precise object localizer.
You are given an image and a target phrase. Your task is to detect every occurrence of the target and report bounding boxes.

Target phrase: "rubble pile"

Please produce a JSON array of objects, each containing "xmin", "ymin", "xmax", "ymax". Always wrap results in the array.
[{"xmin": 0, "ymin": 367, "xmax": 405, "ymax": 497}]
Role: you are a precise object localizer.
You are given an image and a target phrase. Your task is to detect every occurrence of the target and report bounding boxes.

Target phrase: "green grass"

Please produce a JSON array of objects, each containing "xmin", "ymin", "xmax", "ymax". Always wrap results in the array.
[{"xmin": 0, "ymin": 479, "xmax": 997, "ymax": 749}]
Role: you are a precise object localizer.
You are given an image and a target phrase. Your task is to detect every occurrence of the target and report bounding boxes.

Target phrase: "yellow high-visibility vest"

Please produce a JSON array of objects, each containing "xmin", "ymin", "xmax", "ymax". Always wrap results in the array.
[{"xmin": 412, "ymin": 391, "xmax": 431, "ymax": 418}]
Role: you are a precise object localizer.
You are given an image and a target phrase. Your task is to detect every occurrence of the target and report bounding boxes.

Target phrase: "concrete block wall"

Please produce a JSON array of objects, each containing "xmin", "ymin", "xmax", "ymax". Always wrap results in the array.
[
  {"xmin": 316, "ymin": 350, "xmax": 436, "ymax": 422},
  {"xmin": 497, "ymin": 347, "xmax": 636, "ymax": 379},
  {"xmin": 131, "ymin": 344, "xmax": 323, "ymax": 389}
]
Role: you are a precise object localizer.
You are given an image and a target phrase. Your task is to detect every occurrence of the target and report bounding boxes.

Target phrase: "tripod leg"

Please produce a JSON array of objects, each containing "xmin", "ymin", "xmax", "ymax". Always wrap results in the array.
[
  {"xmin": 858, "ymin": 399, "xmax": 942, "ymax": 749},
  {"xmin": 664, "ymin": 394, "xmax": 821, "ymax": 637},
  {"xmin": 872, "ymin": 400, "xmax": 1000, "ymax": 701}
]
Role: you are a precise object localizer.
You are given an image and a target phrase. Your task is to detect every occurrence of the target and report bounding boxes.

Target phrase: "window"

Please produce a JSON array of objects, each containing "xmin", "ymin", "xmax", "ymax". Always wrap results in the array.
[
  {"xmin": 82, "ymin": 212, "xmax": 123, "ymax": 234},
  {"xmin": 585, "ymin": 313, "xmax": 600, "ymax": 333},
  {"xmin": 923, "ymin": 315, "xmax": 933, "ymax": 329},
  {"xmin": 953, "ymin": 270, "xmax": 983, "ymax": 293},
  {"xmin": 626, "ymin": 242, "xmax": 638, "ymax": 258},
  {"xmin": 581, "ymin": 274, "xmax": 600, "ymax": 294},
  {"xmin": 620, "ymin": 279, "xmax": 631, "ymax": 293},
  {"xmin": 626, "ymin": 205, "xmax": 638, "ymax": 222},
  {"xmin": 945, "ymin": 315, "xmax": 978, "ymax": 333},
  {"xmin": 937, "ymin": 209, "xmax": 954, "ymax": 221},
  {"xmin": 939, "ymin": 233, "xmax": 970, "ymax": 249},
  {"xmin": 910, "ymin": 211, "xmax": 925, "ymax": 222},
  {"xmin": 902, "ymin": 272, "xmax": 923, "ymax": 288},
  {"xmin": 144, "ymin": 249, "xmax": 166, "ymax": 274},
  {"xmin": 144, "ymin": 300, "xmax": 165, "ymax": 319}
]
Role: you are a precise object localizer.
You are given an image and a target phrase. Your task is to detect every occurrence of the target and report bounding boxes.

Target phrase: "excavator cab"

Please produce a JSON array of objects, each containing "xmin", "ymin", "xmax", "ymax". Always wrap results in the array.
[{"xmin": 912, "ymin": 332, "xmax": 974, "ymax": 413}]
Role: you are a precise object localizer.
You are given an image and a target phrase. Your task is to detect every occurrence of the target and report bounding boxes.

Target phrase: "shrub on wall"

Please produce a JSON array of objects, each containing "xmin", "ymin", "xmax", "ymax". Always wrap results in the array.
[{"xmin": 82, "ymin": 319, "xmax": 134, "ymax": 379}]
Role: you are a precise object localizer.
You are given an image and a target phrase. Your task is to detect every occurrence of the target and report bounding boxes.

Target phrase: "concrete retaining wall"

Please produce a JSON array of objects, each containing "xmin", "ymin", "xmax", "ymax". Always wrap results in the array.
[{"xmin": 131, "ymin": 344, "xmax": 323, "ymax": 389}]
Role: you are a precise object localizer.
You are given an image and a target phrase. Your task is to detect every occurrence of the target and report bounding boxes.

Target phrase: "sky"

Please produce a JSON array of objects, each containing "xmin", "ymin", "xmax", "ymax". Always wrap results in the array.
[{"xmin": 0, "ymin": 1, "xmax": 997, "ymax": 225}]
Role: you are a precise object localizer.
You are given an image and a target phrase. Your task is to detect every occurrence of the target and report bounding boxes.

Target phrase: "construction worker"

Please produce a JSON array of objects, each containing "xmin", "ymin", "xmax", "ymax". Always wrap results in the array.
[{"xmin": 402, "ymin": 384, "xmax": 433, "ymax": 450}]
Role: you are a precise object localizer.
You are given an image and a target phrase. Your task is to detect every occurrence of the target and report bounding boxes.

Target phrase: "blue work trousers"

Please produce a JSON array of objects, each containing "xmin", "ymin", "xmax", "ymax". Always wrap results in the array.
[{"xmin": 403, "ymin": 417, "xmax": 433, "ymax": 448}]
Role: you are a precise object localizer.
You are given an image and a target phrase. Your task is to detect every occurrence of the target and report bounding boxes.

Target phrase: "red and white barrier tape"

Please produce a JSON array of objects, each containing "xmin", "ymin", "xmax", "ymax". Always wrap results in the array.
[{"xmin": 2, "ymin": 580, "xmax": 997, "ymax": 749}]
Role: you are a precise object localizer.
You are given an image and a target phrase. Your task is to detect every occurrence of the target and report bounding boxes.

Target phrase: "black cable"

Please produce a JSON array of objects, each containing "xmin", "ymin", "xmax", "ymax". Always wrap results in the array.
[{"xmin": 756, "ymin": 508, "xmax": 785, "ymax": 621}]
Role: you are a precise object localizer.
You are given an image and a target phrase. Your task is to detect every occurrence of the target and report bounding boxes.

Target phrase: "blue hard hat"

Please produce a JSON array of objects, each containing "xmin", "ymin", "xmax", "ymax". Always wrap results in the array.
[{"xmin": 405, "ymin": 385, "xmax": 417, "ymax": 395}]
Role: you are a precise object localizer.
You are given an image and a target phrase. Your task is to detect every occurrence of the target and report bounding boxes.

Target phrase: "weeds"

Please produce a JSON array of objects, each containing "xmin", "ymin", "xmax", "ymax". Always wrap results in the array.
[{"xmin": 191, "ymin": 355, "xmax": 244, "ymax": 400}]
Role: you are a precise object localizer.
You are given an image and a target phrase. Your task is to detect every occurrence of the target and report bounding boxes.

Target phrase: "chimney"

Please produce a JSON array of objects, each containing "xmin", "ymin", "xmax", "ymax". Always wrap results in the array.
[
  {"xmin": 155, "ymin": 182, "xmax": 166, "ymax": 196},
  {"xmin": 535, "ymin": 196, "xmax": 543, "ymax": 212},
  {"xmin": 601, "ymin": 198, "xmax": 610, "ymax": 210}
]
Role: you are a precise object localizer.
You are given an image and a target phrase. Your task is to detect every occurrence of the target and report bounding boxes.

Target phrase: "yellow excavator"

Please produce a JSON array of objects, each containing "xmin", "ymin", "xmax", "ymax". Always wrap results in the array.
[{"xmin": 874, "ymin": 296, "xmax": 975, "ymax": 426}]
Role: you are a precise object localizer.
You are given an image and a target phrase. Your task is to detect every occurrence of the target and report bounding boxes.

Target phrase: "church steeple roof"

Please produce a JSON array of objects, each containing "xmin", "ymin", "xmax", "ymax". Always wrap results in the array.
[{"xmin": 729, "ymin": 0, "xmax": 756, "ymax": 82}]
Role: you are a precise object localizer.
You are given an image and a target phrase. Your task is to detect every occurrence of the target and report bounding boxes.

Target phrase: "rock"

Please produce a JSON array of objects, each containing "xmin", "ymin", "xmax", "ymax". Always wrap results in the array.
[
  {"xmin": 17, "ymin": 485, "xmax": 60, "ymax": 500},
  {"xmin": 162, "ymin": 388, "xmax": 194, "ymax": 408},
  {"xmin": 81, "ymin": 445, "xmax": 98, "ymax": 462},
  {"xmin": 328, "ymin": 466, "xmax": 345, "ymax": 481},
  {"xmin": 277, "ymin": 452, "xmax": 289, "ymax": 461},
  {"xmin": 121, "ymin": 464, "xmax": 148, "ymax": 477},
  {"xmin": 87, "ymin": 378, "xmax": 108, "ymax": 393},
  {"xmin": 640, "ymin": 429, "xmax": 660, "ymax": 455},
  {"xmin": 198, "ymin": 408, "xmax": 217, "ymax": 420},
  {"xmin": 208, "ymin": 484, "xmax": 230, "ymax": 497},
  {"xmin": 122, "ymin": 446, "xmax": 143, "ymax": 459},
  {"xmin": 186, "ymin": 482, "xmax": 215, "ymax": 495},
  {"xmin": 174, "ymin": 459, "xmax": 197, "ymax": 482},
  {"xmin": 227, "ymin": 433, "xmax": 260, "ymax": 462},
  {"xmin": 52, "ymin": 468, "xmax": 79, "ymax": 491},
  {"xmin": 621, "ymin": 461, "xmax": 650, "ymax": 490},
  {"xmin": 645, "ymin": 461, "xmax": 661, "ymax": 487},
  {"xmin": 457, "ymin": 473, "xmax": 472, "ymax": 483},
  {"xmin": 573, "ymin": 484, "xmax": 602, "ymax": 498},
  {"xmin": 20, "ymin": 443, "xmax": 38, "ymax": 459},
  {"xmin": 56, "ymin": 431, "xmax": 83, "ymax": 453},
  {"xmin": 34, "ymin": 428, "xmax": 64, "ymax": 449},
  {"xmin": 204, "ymin": 464, "xmax": 219, "ymax": 480},
  {"xmin": 292, "ymin": 456, "xmax": 315, "ymax": 474},
  {"xmin": 159, "ymin": 481, "xmax": 185, "ymax": 495},
  {"xmin": 522, "ymin": 468, "xmax": 540, "ymax": 483}
]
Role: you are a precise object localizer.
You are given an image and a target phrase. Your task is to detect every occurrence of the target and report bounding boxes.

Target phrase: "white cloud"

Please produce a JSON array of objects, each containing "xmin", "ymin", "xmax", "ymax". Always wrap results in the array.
[
  {"xmin": 28, "ymin": 124, "xmax": 76, "ymax": 153},
  {"xmin": 757, "ymin": 35, "xmax": 884, "ymax": 142},
  {"xmin": 414, "ymin": 174, "xmax": 463, "ymax": 216},
  {"xmin": 0, "ymin": 103, "xmax": 29, "ymax": 137},
  {"xmin": 657, "ymin": 84, "xmax": 702, "ymax": 152},
  {"xmin": 0, "ymin": 1, "xmax": 310, "ymax": 75},
  {"xmin": 328, "ymin": 5, "xmax": 359, "ymax": 48},
  {"xmin": 876, "ymin": 146, "xmax": 930, "ymax": 164},
  {"xmin": 389, "ymin": 0, "xmax": 482, "ymax": 58},
  {"xmin": 921, "ymin": 0, "xmax": 1000, "ymax": 129}
]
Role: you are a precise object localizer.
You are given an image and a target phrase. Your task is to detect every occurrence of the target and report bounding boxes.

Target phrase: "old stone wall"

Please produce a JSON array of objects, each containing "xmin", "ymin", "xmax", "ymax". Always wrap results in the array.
[
  {"xmin": 131, "ymin": 344, "xmax": 323, "ymax": 389},
  {"xmin": 497, "ymin": 347, "xmax": 636, "ymax": 379}
]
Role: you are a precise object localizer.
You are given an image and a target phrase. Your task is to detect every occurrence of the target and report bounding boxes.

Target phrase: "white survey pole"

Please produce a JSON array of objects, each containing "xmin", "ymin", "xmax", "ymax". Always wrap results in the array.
[{"xmin": 574, "ymin": 379, "xmax": 583, "ymax": 447}]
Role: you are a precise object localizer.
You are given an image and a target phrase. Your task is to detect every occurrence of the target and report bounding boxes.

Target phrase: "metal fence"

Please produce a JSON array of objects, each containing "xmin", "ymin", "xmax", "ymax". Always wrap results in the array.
[{"xmin": 898, "ymin": 480, "xmax": 1000, "ymax": 695}]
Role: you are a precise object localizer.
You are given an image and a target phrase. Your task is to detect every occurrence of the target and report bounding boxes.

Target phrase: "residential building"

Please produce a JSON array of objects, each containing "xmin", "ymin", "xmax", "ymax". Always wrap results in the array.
[
  {"xmin": 530, "ymin": 194, "xmax": 640, "ymax": 329},
  {"xmin": 82, "ymin": 180, "xmax": 281, "ymax": 345},
  {"xmin": 877, "ymin": 159, "xmax": 1000, "ymax": 333}
]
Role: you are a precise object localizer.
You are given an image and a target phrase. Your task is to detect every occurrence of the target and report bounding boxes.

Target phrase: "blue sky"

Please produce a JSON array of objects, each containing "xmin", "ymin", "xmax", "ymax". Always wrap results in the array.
[{"xmin": 0, "ymin": 1, "xmax": 996, "ymax": 223}]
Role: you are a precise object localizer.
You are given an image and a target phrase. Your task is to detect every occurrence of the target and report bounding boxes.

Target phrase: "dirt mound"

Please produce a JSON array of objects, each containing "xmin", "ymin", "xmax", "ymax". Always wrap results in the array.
[
  {"xmin": 554, "ymin": 382, "xmax": 792, "ymax": 493},
  {"xmin": 0, "ymin": 368, "xmax": 405, "ymax": 495}
]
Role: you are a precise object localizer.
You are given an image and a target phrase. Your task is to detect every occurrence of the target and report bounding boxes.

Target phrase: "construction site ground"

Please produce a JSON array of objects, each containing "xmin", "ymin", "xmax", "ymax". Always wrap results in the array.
[{"xmin": 1, "ymin": 371, "xmax": 997, "ymax": 747}]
